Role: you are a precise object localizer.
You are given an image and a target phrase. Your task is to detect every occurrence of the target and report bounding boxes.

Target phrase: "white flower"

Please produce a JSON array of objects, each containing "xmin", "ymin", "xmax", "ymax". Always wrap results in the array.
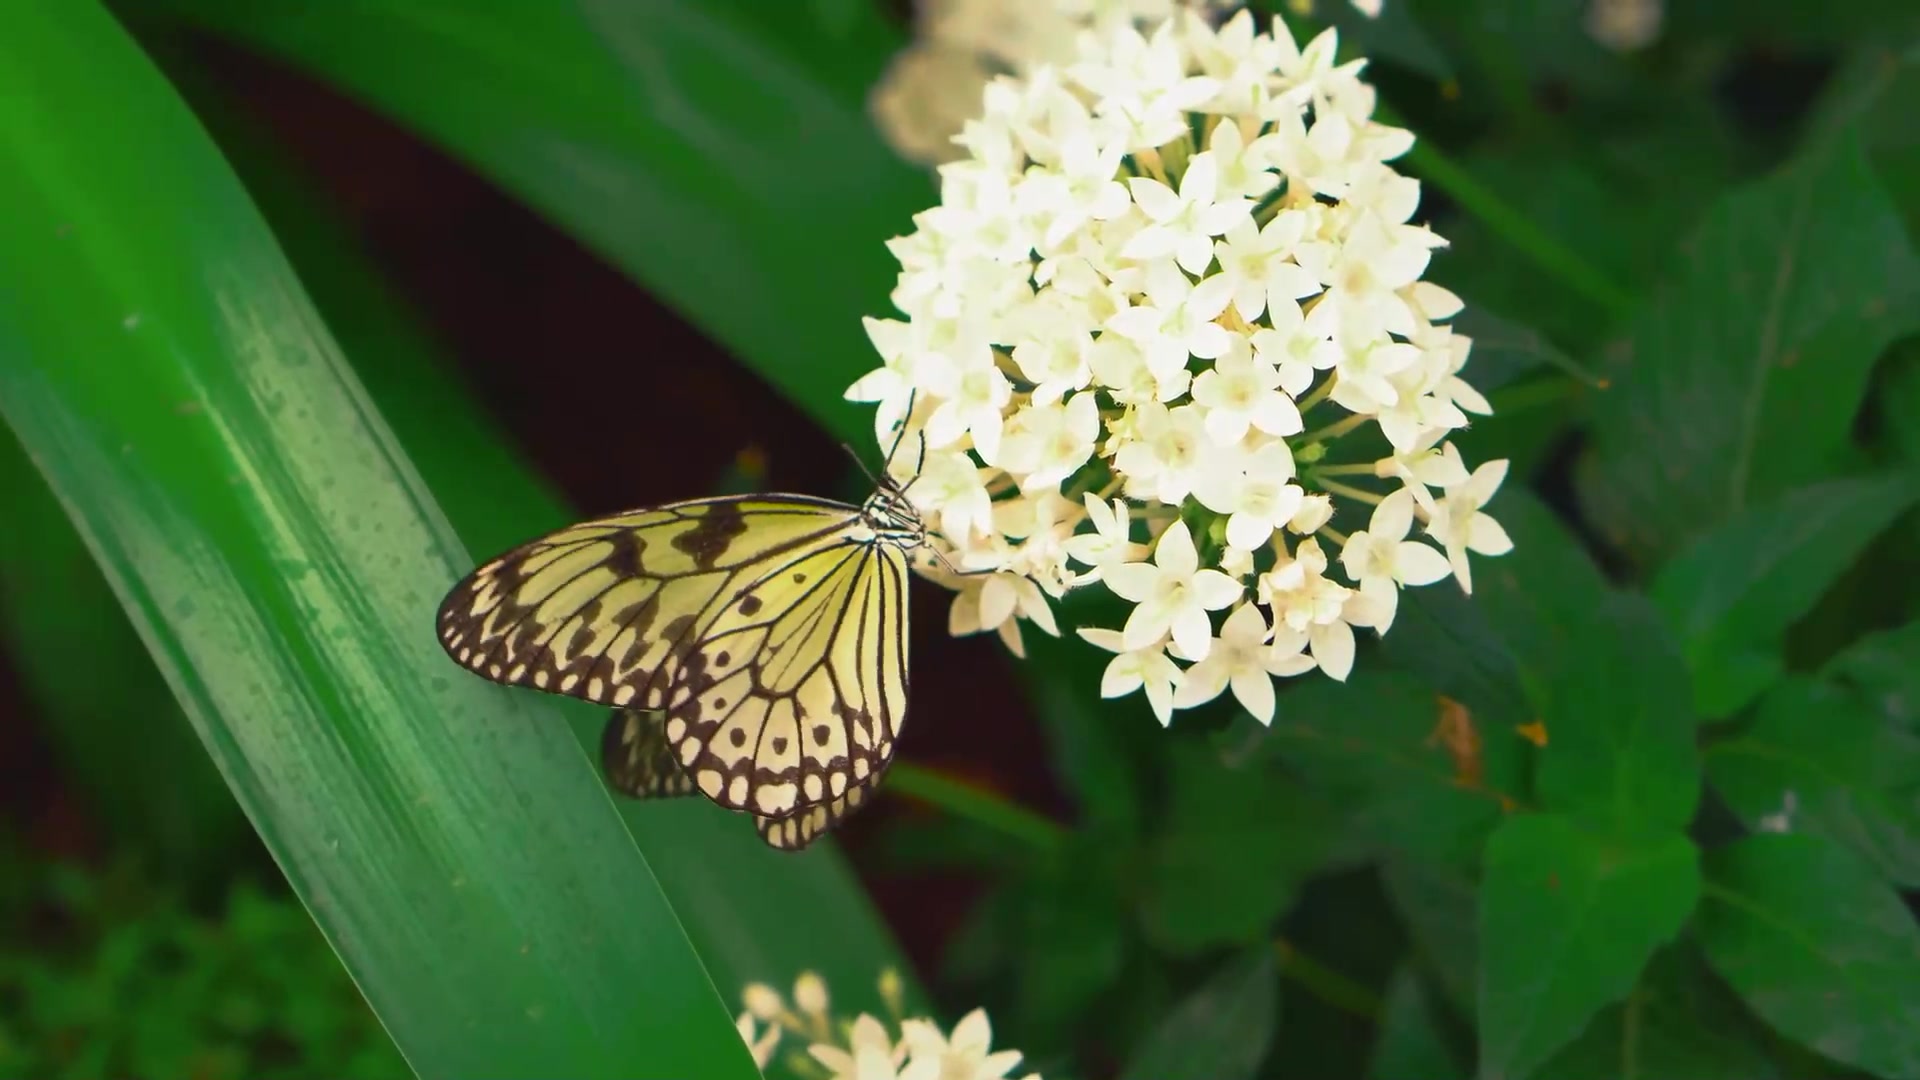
[
  {"xmin": 1078, "ymin": 627, "xmax": 1185, "ymax": 725},
  {"xmin": 911, "ymin": 449, "xmax": 998, "ymax": 543},
  {"xmin": 1192, "ymin": 440, "xmax": 1304, "ymax": 551},
  {"xmin": 1426, "ymin": 458, "xmax": 1514, "ymax": 593},
  {"xmin": 1104, "ymin": 520, "xmax": 1243, "ymax": 659},
  {"xmin": 1121, "ymin": 151, "xmax": 1253, "ymax": 275},
  {"xmin": 1338, "ymin": 488, "xmax": 1451, "ymax": 633},
  {"xmin": 1112, "ymin": 402, "xmax": 1212, "ymax": 504},
  {"xmin": 1374, "ymin": 435, "xmax": 1472, "ymax": 511},
  {"xmin": 736, "ymin": 1013, "xmax": 780, "ymax": 1069},
  {"xmin": 948, "ymin": 569, "xmax": 1060, "ymax": 657},
  {"xmin": 1010, "ymin": 325, "xmax": 1095, "ymax": 407},
  {"xmin": 1288, "ymin": 492, "xmax": 1333, "ymax": 534},
  {"xmin": 922, "ymin": 338, "xmax": 1015, "ymax": 461},
  {"xmin": 1249, "ymin": 298, "xmax": 1341, "ymax": 397},
  {"xmin": 1260, "ymin": 538, "xmax": 1357, "ymax": 680},
  {"xmin": 998, "ymin": 392, "xmax": 1099, "ymax": 491},
  {"xmin": 811, "ymin": 1014, "xmax": 908, "ymax": 1080},
  {"xmin": 1189, "ymin": 337, "xmax": 1304, "ymax": 445},
  {"xmin": 1212, "ymin": 211, "xmax": 1321, "ymax": 322},
  {"xmin": 1063, "ymin": 494, "xmax": 1146, "ymax": 582},
  {"xmin": 900, "ymin": 1008, "xmax": 1030, "ymax": 1080},
  {"xmin": 1105, "ymin": 259, "xmax": 1236, "ymax": 377},
  {"xmin": 1171, "ymin": 602, "xmax": 1313, "ymax": 722}
]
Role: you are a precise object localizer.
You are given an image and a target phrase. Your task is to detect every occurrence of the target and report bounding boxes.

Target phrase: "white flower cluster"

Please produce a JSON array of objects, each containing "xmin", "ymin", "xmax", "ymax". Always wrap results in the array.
[
  {"xmin": 737, "ymin": 970, "xmax": 1037, "ymax": 1080},
  {"xmin": 849, "ymin": 8, "xmax": 1512, "ymax": 727}
]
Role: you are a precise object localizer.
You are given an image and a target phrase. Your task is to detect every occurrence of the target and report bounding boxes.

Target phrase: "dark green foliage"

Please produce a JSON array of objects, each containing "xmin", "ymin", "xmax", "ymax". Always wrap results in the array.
[{"xmin": 0, "ymin": 852, "xmax": 406, "ymax": 1080}]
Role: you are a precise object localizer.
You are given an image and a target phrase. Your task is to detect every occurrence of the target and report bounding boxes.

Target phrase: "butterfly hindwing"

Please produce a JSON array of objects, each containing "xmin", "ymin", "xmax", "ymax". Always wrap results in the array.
[
  {"xmin": 601, "ymin": 708, "xmax": 696, "ymax": 799},
  {"xmin": 601, "ymin": 708, "xmax": 878, "ymax": 851},
  {"xmin": 665, "ymin": 540, "xmax": 912, "ymax": 819}
]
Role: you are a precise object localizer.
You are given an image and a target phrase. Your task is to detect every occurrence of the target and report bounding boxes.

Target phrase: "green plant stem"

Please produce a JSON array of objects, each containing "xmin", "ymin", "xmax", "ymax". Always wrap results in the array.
[
  {"xmin": 887, "ymin": 763, "xmax": 1069, "ymax": 853},
  {"xmin": 1273, "ymin": 937, "xmax": 1382, "ymax": 1020},
  {"xmin": 1380, "ymin": 108, "xmax": 1638, "ymax": 322}
]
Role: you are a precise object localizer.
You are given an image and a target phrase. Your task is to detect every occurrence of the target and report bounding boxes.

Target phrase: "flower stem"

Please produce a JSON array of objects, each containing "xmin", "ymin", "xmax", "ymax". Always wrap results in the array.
[
  {"xmin": 887, "ymin": 762, "xmax": 1067, "ymax": 853},
  {"xmin": 1299, "ymin": 413, "xmax": 1368, "ymax": 444},
  {"xmin": 1316, "ymin": 478, "xmax": 1383, "ymax": 506},
  {"xmin": 1311, "ymin": 462, "xmax": 1377, "ymax": 477},
  {"xmin": 1380, "ymin": 109, "xmax": 1637, "ymax": 321},
  {"xmin": 1273, "ymin": 937, "xmax": 1382, "ymax": 1020}
]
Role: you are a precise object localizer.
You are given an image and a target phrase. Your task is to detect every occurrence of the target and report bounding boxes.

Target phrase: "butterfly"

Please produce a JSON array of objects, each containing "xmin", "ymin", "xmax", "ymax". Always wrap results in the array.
[{"xmin": 434, "ymin": 449, "xmax": 926, "ymax": 851}]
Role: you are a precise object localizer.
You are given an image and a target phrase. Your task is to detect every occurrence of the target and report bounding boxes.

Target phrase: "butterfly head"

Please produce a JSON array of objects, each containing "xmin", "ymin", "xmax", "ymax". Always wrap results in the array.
[{"xmin": 861, "ymin": 475, "xmax": 925, "ymax": 549}]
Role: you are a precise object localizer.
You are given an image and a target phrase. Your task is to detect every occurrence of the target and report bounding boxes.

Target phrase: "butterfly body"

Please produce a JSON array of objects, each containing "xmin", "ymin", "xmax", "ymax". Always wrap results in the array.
[{"xmin": 436, "ymin": 481, "xmax": 922, "ymax": 849}]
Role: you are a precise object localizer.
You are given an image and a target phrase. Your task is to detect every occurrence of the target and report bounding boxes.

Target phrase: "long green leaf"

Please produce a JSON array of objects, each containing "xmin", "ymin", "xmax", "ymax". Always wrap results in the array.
[{"xmin": 0, "ymin": 6, "xmax": 756, "ymax": 1077}]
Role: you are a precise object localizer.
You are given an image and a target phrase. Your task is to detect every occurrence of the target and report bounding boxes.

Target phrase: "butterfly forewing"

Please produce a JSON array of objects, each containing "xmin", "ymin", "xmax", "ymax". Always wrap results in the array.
[{"xmin": 436, "ymin": 497, "xmax": 857, "ymax": 711}]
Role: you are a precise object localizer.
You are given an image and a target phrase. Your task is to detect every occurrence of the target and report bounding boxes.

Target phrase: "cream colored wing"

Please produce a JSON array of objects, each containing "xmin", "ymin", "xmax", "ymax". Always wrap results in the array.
[
  {"xmin": 665, "ymin": 539, "xmax": 911, "ymax": 818},
  {"xmin": 436, "ymin": 496, "xmax": 861, "ymax": 711},
  {"xmin": 755, "ymin": 778, "xmax": 879, "ymax": 851}
]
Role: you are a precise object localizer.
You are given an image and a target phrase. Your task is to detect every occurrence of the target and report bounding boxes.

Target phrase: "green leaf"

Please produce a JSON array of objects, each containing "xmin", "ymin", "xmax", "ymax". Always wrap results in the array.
[
  {"xmin": 1579, "ymin": 133, "xmax": 1920, "ymax": 564},
  {"xmin": 1138, "ymin": 743, "xmax": 1338, "ymax": 953},
  {"xmin": 0, "ymin": 437, "xmax": 245, "ymax": 872},
  {"xmin": 1824, "ymin": 618, "xmax": 1920, "ymax": 734},
  {"xmin": 1477, "ymin": 815, "xmax": 1701, "ymax": 1080},
  {"xmin": 156, "ymin": 0, "xmax": 929, "ymax": 447},
  {"xmin": 1368, "ymin": 966, "xmax": 1466, "ymax": 1080},
  {"xmin": 182, "ymin": 51, "xmax": 915, "ymax": 1010},
  {"xmin": 0, "ymin": 5, "xmax": 755, "ymax": 1076},
  {"xmin": 1449, "ymin": 304, "xmax": 1593, "ymax": 393},
  {"xmin": 1651, "ymin": 473, "xmax": 1920, "ymax": 718},
  {"xmin": 1258, "ymin": 667, "xmax": 1513, "ymax": 867},
  {"xmin": 1120, "ymin": 947, "xmax": 1278, "ymax": 1080},
  {"xmin": 1698, "ymin": 834, "xmax": 1920, "ymax": 1079},
  {"xmin": 1466, "ymin": 491, "xmax": 1610, "ymax": 688},
  {"xmin": 1383, "ymin": 856, "xmax": 1480, "ymax": 1018},
  {"xmin": 1533, "ymin": 591, "xmax": 1701, "ymax": 833},
  {"xmin": 1708, "ymin": 676, "xmax": 1920, "ymax": 888},
  {"xmin": 1532, "ymin": 945, "xmax": 1780, "ymax": 1080}
]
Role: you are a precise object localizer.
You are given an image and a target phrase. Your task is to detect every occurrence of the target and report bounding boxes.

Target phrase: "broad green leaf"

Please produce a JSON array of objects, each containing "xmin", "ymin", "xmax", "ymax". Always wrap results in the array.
[
  {"xmin": 1011, "ymin": 846, "xmax": 1129, "ymax": 1035},
  {"xmin": 1313, "ymin": 0, "xmax": 1453, "ymax": 80},
  {"xmin": 1698, "ymin": 834, "xmax": 1920, "ymax": 1079},
  {"xmin": 1579, "ymin": 134, "xmax": 1920, "ymax": 564},
  {"xmin": 1466, "ymin": 490, "xmax": 1610, "ymax": 689},
  {"xmin": 0, "ymin": 5, "xmax": 754, "ymax": 1076},
  {"xmin": 1259, "ymin": 667, "xmax": 1511, "ymax": 868},
  {"xmin": 1824, "ymin": 618, "xmax": 1920, "ymax": 734},
  {"xmin": 155, "ymin": 0, "xmax": 929, "ymax": 448},
  {"xmin": 1138, "ymin": 743, "xmax": 1338, "ymax": 953},
  {"xmin": 1383, "ymin": 856, "xmax": 1480, "ymax": 1017},
  {"xmin": 1533, "ymin": 945, "xmax": 1780, "ymax": 1080},
  {"xmin": 1651, "ymin": 473, "xmax": 1920, "ymax": 718},
  {"xmin": 1021, "ymin": 599, "xmax": 1151, "ymax": 839},
  {"xmin": 178, "ymin": 79, "xmax": 915, "ymax": 1010},
  {"xmin": 1708, "ymin": 676, "xmax": 1920, "ymax": 887},
  {"xmin": 1533, "ymin": 591, "xmax": 1701, "ymax": 833},
  {"xmin": 1120, "ymin": 947, "xmax": 1278, "ymax": 1080},
  {"xmin": 1368, "ymin": 967, "xmax": 1466, "ymax": 1080},
  {"xmin": 1666, "ymin": 2, "xmax": 1920, "ymax": 46},
  {"xmin": 1477, "ymin": 815, "xmax": 1700, "ymax": 1080}
]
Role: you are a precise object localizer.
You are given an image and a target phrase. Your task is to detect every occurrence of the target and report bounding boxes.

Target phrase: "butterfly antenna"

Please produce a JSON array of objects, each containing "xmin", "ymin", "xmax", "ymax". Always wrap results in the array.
[
  {"xmin": 879, "ymin": 390, "xmax": 919, "ymax": 478},
  {"xmin": 841, "ymin": 442, "xmax": 881, "ymax": 488}
]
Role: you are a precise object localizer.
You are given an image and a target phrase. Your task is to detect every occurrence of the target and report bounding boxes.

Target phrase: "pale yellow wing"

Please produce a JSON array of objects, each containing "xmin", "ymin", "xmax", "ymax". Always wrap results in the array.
[
  {"xmin": 436, "ymin": 496, "xmax": 861, "ymax": 711},
  {"xmin": 665, "ymin": 539, "xmax": 911, "ymax": 818}
]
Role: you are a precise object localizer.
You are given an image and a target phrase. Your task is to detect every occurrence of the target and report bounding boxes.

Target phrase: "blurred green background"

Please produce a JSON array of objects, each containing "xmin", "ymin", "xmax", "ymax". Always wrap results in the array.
[{"xmin": 2, "ymin": 1, "xmax": 1919, "ymax": 1078}]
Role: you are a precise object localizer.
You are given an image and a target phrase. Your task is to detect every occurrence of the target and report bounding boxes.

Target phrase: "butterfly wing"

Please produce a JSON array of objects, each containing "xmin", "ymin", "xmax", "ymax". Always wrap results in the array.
[
  {"xmin": 600, "ymin": 708, "xmax": 881, "ymax": 851},
  {"xmin": 601, "ymin": 708, "xmax": 697, "ymax": 799},
  {"xmin": 436, "ymin": 496, "xmax": 859, "ymax": 712},
  {"xmin": 755, "ymin": 779, "xmax": 879, "ymax": 851},
  {"xmin": 665, "ymin": 540, "xmax": 912, "ymax": 819}
]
